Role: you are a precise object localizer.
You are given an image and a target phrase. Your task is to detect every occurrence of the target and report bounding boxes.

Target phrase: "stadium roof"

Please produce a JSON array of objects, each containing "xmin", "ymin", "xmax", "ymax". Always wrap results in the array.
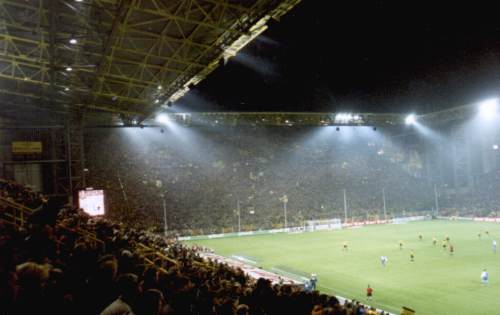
[
  {"xmin": 98, "ymin": 105, "xmax": 475, "ymax": 128},
  {"xmin": 0, "ymin": 0, "xmax": 300, "ymax": 122}
]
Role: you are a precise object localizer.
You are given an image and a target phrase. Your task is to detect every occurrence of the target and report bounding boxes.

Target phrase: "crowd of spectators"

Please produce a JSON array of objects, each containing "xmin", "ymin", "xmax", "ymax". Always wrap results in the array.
[
  {"xmin": 0, "ymin": 179, "xmax": 44, "ymax": 210},
  {"xmin": 85, "ymin": 127, "xmax": 439, "ymax": 235},
  {"xmin": 1, "ymin": 180, "xmax": 392, "ymax": 315},
  {"xmin": 432, "ymin": 169, "xmax": 500, "ymax": 217}
]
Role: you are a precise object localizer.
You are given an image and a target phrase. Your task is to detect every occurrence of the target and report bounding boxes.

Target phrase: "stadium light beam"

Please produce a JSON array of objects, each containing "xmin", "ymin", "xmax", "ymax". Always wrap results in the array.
[
  {"xmin": 479, "ymin": 99, "xmax": 498, "ymax": 120},
  {"xmin": 405, "ymin": 114, "xmax": 416, "ymax": 125}
]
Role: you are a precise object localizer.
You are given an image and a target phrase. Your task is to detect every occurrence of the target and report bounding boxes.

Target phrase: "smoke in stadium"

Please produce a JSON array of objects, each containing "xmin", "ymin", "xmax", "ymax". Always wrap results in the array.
[{"xmin": 83, "ymin": 102, "xmax": 500, "ymax": 237}]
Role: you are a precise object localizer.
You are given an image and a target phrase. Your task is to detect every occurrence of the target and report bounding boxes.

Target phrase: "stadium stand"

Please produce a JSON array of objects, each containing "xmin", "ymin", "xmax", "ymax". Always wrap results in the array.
[
  {"xmin": 85, "ymin": 127, "xmax": 500, "ymax": 236},
  {"xmin": 0, "ymin": 178, "xmax": 392, "ymax": 315},
  {"xmin": 86, "ymin": 127, "xmax": 436, "ymax": 235}
]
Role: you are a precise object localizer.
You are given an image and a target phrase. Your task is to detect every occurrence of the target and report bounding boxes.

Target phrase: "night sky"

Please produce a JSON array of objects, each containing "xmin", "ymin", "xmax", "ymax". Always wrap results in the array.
[{"xmin": 191, "ymin": 1, "xmax": 500, "ymax": 113}]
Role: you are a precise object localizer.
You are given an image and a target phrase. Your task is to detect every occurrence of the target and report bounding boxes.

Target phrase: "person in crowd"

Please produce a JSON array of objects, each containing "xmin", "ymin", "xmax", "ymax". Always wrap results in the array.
[
  {"xmin": 134, "ymin": 289, "xmax": 166, "ymax": 315},
  {"xmin": 13, "ymin": 262, "xmax": 50, "ymax": 315},
  {"xmin": 100, "ymin": 273, "xmax": 139, "ymax": 315}
]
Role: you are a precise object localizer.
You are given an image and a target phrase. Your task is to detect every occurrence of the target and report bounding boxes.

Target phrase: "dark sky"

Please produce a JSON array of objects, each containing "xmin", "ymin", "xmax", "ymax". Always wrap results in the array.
[{"xmin": 191, "ymin": 1, "xmax": 500, "ymax": 113}]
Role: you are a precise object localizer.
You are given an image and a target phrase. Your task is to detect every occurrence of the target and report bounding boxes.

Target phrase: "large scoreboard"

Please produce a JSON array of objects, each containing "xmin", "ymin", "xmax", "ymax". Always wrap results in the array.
[{"xmin": 78, "ymin": 189, "xmax": 105, "ymax": 216}]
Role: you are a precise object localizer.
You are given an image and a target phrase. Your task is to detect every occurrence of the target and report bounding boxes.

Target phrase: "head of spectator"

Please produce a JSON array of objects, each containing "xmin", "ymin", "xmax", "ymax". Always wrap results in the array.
[
  {"xmin": 96, "ymin": 255, "xmax": 118, "ymax": 283},
  {"xmin": 117, "ymin": 273, "xmax": 140, "ymax": 305},
  {"xmin": 135, "ymin": 289, "xmax": 165, "ymax": 315},
  {"xmin": 15, "ymin": 262, "xmax": 50, "ymax": 306},
  {"xmin": 142, "ymin": 267, "xmax": 159, "ymax": 291},
  {"xmin": 311, "ymin": 304, "xmax": 323, "ymax": 315},
  {"xmin": 236, "ymin": 304, "xmax": 250, "ymax": 315}
]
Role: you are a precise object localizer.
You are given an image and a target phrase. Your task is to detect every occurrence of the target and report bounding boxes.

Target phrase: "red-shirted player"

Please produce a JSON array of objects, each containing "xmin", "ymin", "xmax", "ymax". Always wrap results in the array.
[{"xmin": 366, "ymin": 285, "xmax": 373, "ymax": 300}]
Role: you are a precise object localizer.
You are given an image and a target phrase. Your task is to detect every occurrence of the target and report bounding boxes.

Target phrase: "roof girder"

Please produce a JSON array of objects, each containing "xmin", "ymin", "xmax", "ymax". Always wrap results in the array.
[{"xmin": 0, "ymin": 0, "xmax": 303, "ymax": 119}]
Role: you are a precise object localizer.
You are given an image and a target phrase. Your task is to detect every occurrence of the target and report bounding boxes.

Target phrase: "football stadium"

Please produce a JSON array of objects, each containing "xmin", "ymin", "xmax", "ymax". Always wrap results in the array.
[{"xmin": 0, "ymin": 1, "xmax": 499, "ymax": 315}]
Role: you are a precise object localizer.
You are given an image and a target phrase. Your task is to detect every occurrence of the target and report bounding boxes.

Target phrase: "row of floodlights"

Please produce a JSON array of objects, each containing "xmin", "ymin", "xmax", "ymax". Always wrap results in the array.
[
  {"xmin": 153, "ymin": 99, "xmax": 499, "ymax": 127},
  {"xmin": 334, "ymin": 113, "xmax": 418, "ymax": 125}
]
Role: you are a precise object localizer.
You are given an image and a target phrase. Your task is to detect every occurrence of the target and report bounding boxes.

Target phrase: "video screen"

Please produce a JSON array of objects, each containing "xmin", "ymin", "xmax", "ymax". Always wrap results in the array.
[{"xmin": 78, "ymin": 189, "xmax": 105, "ymax": 216}]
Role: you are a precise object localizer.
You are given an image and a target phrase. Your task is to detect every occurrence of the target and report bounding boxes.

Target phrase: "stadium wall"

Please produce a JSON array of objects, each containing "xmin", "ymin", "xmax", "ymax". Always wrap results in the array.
[
  {"xmin": 178, "ymin": 216, "xmax": 428, "ymax": 240},
  {"xmin": 438, "ymin": 216, "xmax": 500, "ymax": 222}
]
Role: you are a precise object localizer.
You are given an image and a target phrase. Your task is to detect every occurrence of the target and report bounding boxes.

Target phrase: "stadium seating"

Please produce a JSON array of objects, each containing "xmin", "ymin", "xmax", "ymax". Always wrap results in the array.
[
  {"xmin": 84, "ymin": 128, "xmax": 500, "ymax": 236},
  {"xmin": 1, "ymin": 179, "xmax": 392, "ymax": 315}
]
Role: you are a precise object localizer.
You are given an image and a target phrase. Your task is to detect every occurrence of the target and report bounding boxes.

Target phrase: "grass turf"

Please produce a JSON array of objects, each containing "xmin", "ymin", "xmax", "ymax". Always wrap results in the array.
[{"xmin": 185, "ymin": 220, "xmax": 500, "ymax": 315}]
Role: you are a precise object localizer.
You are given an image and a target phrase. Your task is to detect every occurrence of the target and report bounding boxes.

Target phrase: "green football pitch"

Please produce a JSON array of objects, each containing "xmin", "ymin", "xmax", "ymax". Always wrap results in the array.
[{"xmin": 186, "ymin": 220, "xmax": 500, "ymax": 315}]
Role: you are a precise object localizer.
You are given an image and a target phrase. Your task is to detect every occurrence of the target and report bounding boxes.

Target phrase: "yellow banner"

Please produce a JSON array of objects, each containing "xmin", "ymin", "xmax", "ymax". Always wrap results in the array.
[{"xmin": 12, "ymin": 141, "xmax": 42, "ymax": 154}]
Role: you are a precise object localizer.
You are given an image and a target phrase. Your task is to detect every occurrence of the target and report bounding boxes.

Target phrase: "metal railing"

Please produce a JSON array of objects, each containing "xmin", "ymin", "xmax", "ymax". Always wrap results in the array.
[{"xmin": 0, "ymin": 196, "xmax": 105, "ymax": 251}]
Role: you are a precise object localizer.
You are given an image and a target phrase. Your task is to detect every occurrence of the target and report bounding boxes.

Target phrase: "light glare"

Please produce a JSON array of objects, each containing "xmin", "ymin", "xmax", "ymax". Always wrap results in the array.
[
  {"xmin": 156, "ymin": 114, "xmax": 169, "ymax": 125},
  {"xmin": 479, "ymin": 99, "xmax": 498, "ymax": 119},
  {"xmin": 405, "ymin": 114, "xmax": 416, "ymax": 125},
  {"xmin": 334, "ymin": 113, "xmax": 362, "ymax": 124}
]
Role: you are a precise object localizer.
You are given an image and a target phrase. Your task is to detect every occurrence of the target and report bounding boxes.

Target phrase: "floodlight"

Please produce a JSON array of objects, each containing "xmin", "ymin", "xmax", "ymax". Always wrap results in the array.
[
  {"xmin": 156, "ymin": 113, "xmax": 169, "ymax": 125},
  {"xmin": 69, "ymin": 38, "xmax": 78, "ymax": 44},
  {"xmin": 493, "ymin": 144, "xmax": 499, "ymax": 150},
  {"xmin": 479, "ymin": 99, "xmax": 498, "ymax": 119},
  {"xmin": 405, "ymin": 114, "xmax": 416, "ymax": 125},
  {"xmin": 335, "ymin": 113, "xmax": 353, "ymax": 123}
]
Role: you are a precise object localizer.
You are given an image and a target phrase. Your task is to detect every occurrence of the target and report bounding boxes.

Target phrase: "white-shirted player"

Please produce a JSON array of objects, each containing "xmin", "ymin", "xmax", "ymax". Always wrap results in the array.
[
  {"xmin": 380, "ymin": 255, "xmax": 388, "ymax": 267},
  {"xmin": 481, "ymin": 269, "xmax": 489, "ymax": 284}
]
